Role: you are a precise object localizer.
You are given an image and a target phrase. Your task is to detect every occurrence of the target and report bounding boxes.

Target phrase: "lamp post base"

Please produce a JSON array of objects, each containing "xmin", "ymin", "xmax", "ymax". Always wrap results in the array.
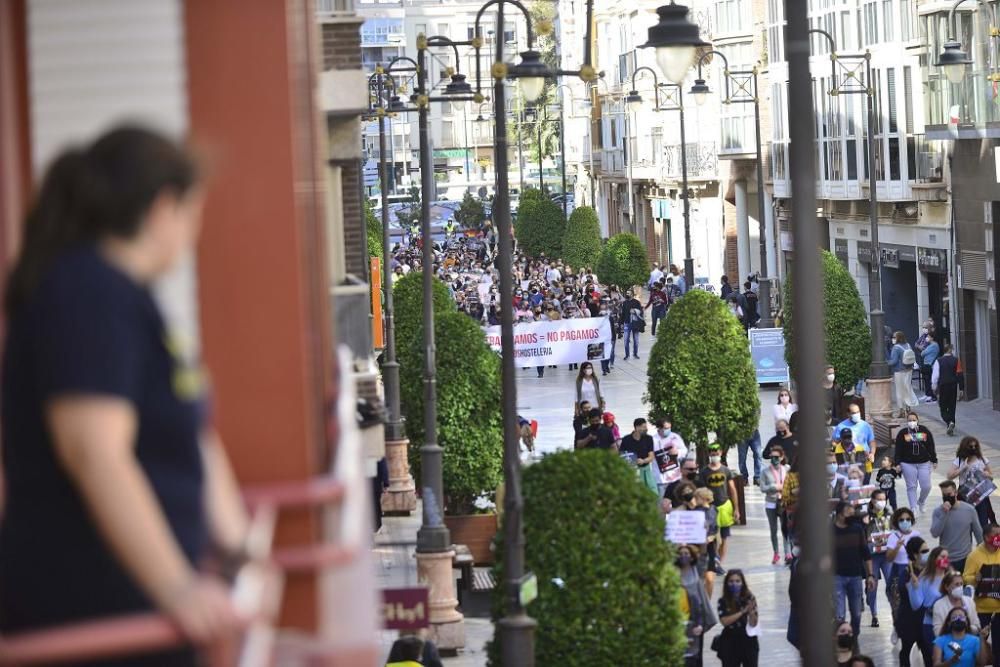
[
  {"xmin": 382, "ymin": 436, "xmax": 417, "ymax": 514},
  {"xmin": 865, "ymin": 376, "xmax": 893, "ymax": 421},
  {"xmin": 416, "ymin": 549, "xmax": 465, "ymax": 650}
]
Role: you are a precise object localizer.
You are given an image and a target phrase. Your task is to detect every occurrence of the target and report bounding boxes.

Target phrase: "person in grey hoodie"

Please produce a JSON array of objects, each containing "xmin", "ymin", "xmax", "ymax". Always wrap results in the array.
[
  {"xmin": 760, "ymin": 445, "xmax": 792, "ymax": 565},
  {"xmin": 930, "ymin": 479, "xmax": 983, "ymax": 574}
]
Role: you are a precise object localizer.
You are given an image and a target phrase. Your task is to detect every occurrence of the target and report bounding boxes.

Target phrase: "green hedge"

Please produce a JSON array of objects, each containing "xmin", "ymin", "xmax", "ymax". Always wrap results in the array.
[
  {"xmin": 645, "ymin": 289, "xmax": 759, "ymax": 460},
  {"xmin": 365, "ymin": 199, "xmax": 383, "ymax": 264},
  {"xmin": 399, "ymin": 308, "xmax": 503, "ymax": 515},
  {"xmin": 561, "ymin": 206, "xmax": 602, "ymax": 270},
  {"xmin": 783, "ymin": 250, "xmax": 872, "ymax": 393},
  {"xmin": 515, "ymin": 189, "xmax": 565, "ymax": 257},
  {"xmin": 392, "ymin": 271, "xmax": 454, "ymax": 353},
  {"xmin": 488, "ymin": 450, "xmax": 685, "ymax": 666},
  {"xmin": 596, "ymin": 232, "xmax": 650, "ymax": 290},
  {"xmin": 455, "ymin": 191, "xmax": 486, "ymax": 230}
]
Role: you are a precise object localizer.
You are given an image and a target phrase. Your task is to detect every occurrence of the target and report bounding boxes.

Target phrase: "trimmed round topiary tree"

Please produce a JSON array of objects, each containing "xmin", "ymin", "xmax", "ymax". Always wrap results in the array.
[
  {"xmin": 596, "ymin": 232, "xmax": 650, "ymax": 291},
  {"xmin": 561, "ymin": 206, "xmax": 602, "ymax": 270},
  {"xmin": 399, "ymin": 309, "xmax": 503, "ymax": 515},
  {"xmin": 782, "ymin": 249, "xmax": 872, "ymax": 393},
  {"xmin": 645, "ymin": 289, "xmax": 759, "ymax": 462},
  {"xmin": 515, "ymin": 190, "xmax": 565, "ymax": 258},
  {"xmin": 392, "ymin": 271, "xmax": 454, "ymax": 353},
  {"xmin": 488, "ymin": 450, "xmax": 685, "ymax": 666}
]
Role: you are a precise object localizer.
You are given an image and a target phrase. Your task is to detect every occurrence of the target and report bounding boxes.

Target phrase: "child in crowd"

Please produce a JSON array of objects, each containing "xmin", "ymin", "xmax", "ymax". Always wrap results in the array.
[
  {"xmin": 603, "ymin": 412, "xmax": 622, "ymax": 449},
  {"xmin": 875, "ymin": 455, "xmax": 899, "ymax": 511}
]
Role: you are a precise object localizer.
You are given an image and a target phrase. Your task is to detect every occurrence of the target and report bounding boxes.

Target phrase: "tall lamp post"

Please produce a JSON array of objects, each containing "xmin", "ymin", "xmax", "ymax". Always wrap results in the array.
[
  {"xmin": 689, "ymin": 51, "xmax": 774, "ymax": 326},
  {"xmin": 808, "ymin": 28, "xmax": 891, "ymax": 410},
  {"xmin": 378, "ymin": 44, "xmax": 477, "ymax": 648},
  {"xmin": 624, "ymin": 65, "xmax": 695, "ymax": 290},
  {"xmin": 368, "ymin": 68, "xmax": 417, "ymax": 513}
]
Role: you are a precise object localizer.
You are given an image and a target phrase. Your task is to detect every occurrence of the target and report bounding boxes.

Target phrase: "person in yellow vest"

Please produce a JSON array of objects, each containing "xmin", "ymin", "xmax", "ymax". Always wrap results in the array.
[
  {"xmin": 385, "ymin": 636, "xmax": 424, "ymax": 667},
  {"xmin": 962, "ymin": 523, "xmax": 1000, "ymax": 653}
]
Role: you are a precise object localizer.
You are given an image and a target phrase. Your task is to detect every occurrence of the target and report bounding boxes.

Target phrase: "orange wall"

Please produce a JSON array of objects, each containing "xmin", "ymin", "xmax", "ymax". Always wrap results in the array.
[{"xmin": 184, "ymin": 0, "xmax": 335, "ymax": 631}]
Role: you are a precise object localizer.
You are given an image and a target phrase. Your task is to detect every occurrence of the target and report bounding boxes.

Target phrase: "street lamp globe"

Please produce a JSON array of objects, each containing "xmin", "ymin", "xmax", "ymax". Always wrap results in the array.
[
  {"xmin": 625, "ymin": 90, "xmax": 643, "ymax": 113},
  {"xmin": 690, "ymin": 78, "xmax": 710, "ymax": 106},
  {"xmin": 511, "ymin": 50, "xmax": 552, "ymax": 102},
  {"xmin": 641, "ymin": 2, "xmax": 708, "ymax": 84},
  {"xmin": 937, "ymin": 40, "xmax": 972, "ymax": 84},
  {"xmin": 444, "ymin": 73, "xmax": 473, "ymax": 111}
]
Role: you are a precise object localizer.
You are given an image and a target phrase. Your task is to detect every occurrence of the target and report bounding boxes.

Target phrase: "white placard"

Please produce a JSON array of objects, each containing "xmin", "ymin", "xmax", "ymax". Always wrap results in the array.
[
  {"xmin": 484, "ymin": 317, "xmax": 612, "ymax": 365},
  {"xmin": 665, "ymin": 511, "xmax": 708, "ymax": 544}
]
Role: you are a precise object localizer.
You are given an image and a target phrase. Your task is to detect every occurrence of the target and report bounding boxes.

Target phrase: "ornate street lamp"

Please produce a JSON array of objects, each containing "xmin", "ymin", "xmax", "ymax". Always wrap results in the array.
[{"xmin": 640, "ymin": 1, "xmax": 708, "ymax": 84}]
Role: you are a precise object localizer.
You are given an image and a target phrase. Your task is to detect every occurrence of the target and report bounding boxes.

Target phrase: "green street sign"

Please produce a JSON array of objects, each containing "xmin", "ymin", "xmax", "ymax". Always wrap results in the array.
[
  {"xmin": 519, "ymin": 572, "xmax": 538, "ymax": 606},
  {"xmin": 433, "ymin": 148, "xmax": 469, "ymax": 159}
]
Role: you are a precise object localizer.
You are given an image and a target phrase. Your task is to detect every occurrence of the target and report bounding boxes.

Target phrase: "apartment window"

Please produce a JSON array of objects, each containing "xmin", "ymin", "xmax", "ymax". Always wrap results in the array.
[
  {"xmin": 651, "ymin": 127, "xmax": 663, "ymax": 165},
  {"xmin": 766, "ymin": 0, "xmax": 784, "ymax": 63},
  {"xmin": 416, "ymin": 23, "xmax": 427, "ymax": 37},
  {"xmin": 716, "ymin": 0, "xmax": 750, "ymax": 35},
  {"xmin": 504, "ymin": 21, "xmax": 515, "ymax": 45},
  {"xmin": 882, "ymin": 0, "xmax": 894, "ymax": 41},
  {"xmin": 442, "ymin": 120, "xmax": 454, "ymax": 146},
  {"xmin": 862, "ymin": 1, "xmax": 878, "ymax": 46},
  {"xmin": 900, "ymin": 0, "xmax": 916, "ymax": 41}
]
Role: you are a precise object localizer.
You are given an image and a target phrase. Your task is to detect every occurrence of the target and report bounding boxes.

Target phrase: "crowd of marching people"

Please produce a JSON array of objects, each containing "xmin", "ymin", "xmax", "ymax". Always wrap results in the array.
[{"xmin": 387, "ymin": 225, "xmax": 998, "ymax": 667}]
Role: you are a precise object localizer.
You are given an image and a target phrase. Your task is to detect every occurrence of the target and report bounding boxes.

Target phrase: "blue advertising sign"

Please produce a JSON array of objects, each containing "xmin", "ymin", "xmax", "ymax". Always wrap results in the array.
[{"xmin": 749, "ymin": 328, "xmax": 789, "ymax": 385}]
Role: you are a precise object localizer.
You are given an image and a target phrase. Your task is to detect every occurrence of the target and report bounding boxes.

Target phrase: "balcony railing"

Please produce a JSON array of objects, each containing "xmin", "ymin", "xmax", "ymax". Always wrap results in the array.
[{"xmin": 664, "ymin": 142, "xmax": 718, "ymax": 179}]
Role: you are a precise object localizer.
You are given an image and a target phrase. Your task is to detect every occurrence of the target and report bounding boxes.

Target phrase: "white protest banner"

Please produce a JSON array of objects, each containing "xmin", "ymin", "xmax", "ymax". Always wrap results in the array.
[
  {"xmin": 665, "ymin": 511, "xmax": 707, "ymax": 544},
  {"xmin": 485, "ymin": 317, "xmax": 612, "ymax": 366}
]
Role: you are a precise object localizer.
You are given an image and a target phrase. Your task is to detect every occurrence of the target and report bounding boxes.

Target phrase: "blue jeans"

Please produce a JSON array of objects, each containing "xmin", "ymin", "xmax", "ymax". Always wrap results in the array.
[
  {"xmin": 867, "ymin": 553, "xmax": 893, "ymax": 615},
  {"xmin": 651, "ymin": 305, "xmax": 666, "ymax": 335},
  {"xmin": 602, "ymin": 334, "xmax": 618, "ymax": 373},
  {"xmin": 737, "ymin": 431, "xmax": 763, "ymax": 480},
  {"xmin": 834, "ymin": 575, "xmax": 864, "ymax": 640},
  {"xmin": 623, "ymin": 325, "xmax": 639, "ymax": 357}
]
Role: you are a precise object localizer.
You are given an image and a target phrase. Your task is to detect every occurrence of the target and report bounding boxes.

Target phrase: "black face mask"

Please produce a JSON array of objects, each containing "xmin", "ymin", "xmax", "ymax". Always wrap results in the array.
[
  {"xmin": 951, "ymin": 619, "xmax": 968, "ymax": 633},
  {"xmin": 778, "ymin": 429, "xmax": 788, "ymax": 437},
  {"xmin": 685, "ymin": 472, "xmax": 698, "ymax": 481},
  {"xmin": 680, "ymin": 491, "xmax": 695, "ymax": 502},
  {"xmin": 836, "ymin": 634, "xmax": 854, "ymax": 649},
  {"xmin": 944, "ymin": 494, "xmax": 957, "ymax": 505},
  {"xmin": 589, "ymin": 423, "xmax": 601, "ymax": 431}
]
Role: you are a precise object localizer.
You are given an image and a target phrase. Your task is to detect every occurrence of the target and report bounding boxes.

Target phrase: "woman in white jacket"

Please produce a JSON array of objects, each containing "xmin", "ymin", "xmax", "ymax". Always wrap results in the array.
[
  {"xmin": 772, "ymin": 388, "xmax": 798, "ymax": 427},
  {"xmin": 932, "ymin": 571, "xmax": 979, "ymax": 636}
]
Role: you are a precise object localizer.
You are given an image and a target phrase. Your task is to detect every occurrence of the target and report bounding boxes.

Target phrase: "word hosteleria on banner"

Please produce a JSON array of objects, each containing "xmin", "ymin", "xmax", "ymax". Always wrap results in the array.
[{"xmin": 484, "ymin": 317, "xmax": 612, "ymax": 366}]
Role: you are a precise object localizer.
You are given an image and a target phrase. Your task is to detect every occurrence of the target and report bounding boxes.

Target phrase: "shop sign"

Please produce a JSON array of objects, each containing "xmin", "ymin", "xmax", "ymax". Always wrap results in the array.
[
  {"xmin": 382, "ymin": 587, "xmax": 429, "ymax": 630},
  {"xmin": 834, "ymin": 238, "xmax": 849, "ymax": 266},
  {"xmin": 857, "ymin": 240, "xmax": 873, "ymax": 264},
  {"xmin": 880, "ymin": 247, "xmax": 900, "ymax": 269},
  {"xmin": 917, "ymin": 247, "xmax": 948, "ymax": 274}
]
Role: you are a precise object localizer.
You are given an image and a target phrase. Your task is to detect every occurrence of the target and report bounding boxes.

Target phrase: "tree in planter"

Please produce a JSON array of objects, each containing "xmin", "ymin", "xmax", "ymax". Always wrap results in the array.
[
  {"xmin": 454, "ymin": 191, "xmax": 486, "ymax": 231},
  {"xmin": 364, "ymin": 198, "xmax": 383, "ymax": 263},
  {"xmin": 399, "ymin": 310, "xmax": 503, "ymax": 514},
  {"xmin": 596, "ymin": 232, "xmax": 650, "ymax": 290},
  {"xmin": 645, "ymin": 289, "xmax": 759, "ymax": 462},
  {"xmin": 561, "ymin": 206, "xmax": 602, "ymax": 270},
  {"xmin": 488, "ymin": 450, "xmax": 685, "ymax": 666},
  {"xmin": 394, "ymin": 185, "xmax": 421, "ymax": 231},
  {"xmin": 392, "ymin": 272, "xmax": 455, "ymax": 364},
  {"xmin": 783, "ymin": 249, "xmax": 871, "ymax": 394},
  {"xmin": 515, "ymin": 188, "xmax": 565, "ymax": 257}
]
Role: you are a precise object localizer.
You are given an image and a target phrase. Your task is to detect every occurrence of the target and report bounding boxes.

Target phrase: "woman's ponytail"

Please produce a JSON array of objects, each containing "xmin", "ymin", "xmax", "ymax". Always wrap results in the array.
[{"xmin": 4, "ymin": 126, "xmax": 199, "ymax": 316}]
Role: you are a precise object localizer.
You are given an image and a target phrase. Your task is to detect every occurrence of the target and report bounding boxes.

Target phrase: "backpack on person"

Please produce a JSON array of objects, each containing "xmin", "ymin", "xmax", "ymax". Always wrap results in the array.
[
  {"xmin": 901, "ymin": 345, "xmax": 916, "ymax": 366},
  {"xmin": 630, "ymin": 307, "xmax": 645, "ymax": 332}
]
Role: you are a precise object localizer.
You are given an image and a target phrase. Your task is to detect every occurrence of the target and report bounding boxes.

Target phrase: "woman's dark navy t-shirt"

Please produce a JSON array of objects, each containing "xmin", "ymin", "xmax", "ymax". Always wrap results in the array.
[{"xmin": 0, "ymin": 246, "xmax": 206, "ymax": 631}]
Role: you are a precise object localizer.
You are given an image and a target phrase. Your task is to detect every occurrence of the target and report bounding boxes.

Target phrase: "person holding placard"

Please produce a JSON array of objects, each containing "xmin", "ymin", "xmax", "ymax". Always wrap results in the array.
[
  {"xmin": 867, "ymin": 489, "xmax": 894, "ymax": 628},
  {"xmin": 949, "ymin": 437, "xmax": 997, "ymax": 530},
  {"xmin": 962, "ymin": 523, "xmax": 1000, "ymax": 661}
]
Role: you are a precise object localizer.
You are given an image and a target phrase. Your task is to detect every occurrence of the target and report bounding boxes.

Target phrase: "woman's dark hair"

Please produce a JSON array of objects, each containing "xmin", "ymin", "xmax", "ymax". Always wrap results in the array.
[
  {"xmin": 387, "ymin": 635, "xmax": 424, "ymax": 662},
  {"xmin": 5, "ymin": 126, "xmax": 200, "ymax": 315},
  {"xmin": 672, "ymin": 480, "xmax": 697, "ymax": 504},
  {"xmin": 890, "ymin": 507, "xmax": 915, "ymax": 529},
  {"xmin": 721, "ymin": 569, "xmax": 751, "ymax": 612},
  {"xmin": 904, "ymin": 535, "xmax": 927, "ymax": 562},
  {"xmin": 956, "ymin": 436, "xmax": 985, "ymax": 462},
  {"xmin": 848, "ymin": 657, "xmax": 876, "ymax": 667},
  {"xmin": 940, "ymin": 606, "xmax": 971, "ymax": 637}
]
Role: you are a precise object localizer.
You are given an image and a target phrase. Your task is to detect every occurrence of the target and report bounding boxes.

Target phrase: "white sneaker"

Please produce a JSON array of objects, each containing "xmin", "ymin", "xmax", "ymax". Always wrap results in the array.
[
  {"xmin": 918, "ymin": 504, "xmax": 926, "ymax": 516},
  {"xmin": 891, "ymin": 629, "xmax": 898, "ymax": 645}
]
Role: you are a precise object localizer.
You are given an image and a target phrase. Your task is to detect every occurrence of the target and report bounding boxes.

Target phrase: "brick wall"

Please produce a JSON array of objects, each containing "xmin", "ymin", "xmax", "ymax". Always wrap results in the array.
[
  {"xmin": 322, "ymin": 20, "xmax": 362, "ymax": 71},
  {"xmin": 332, "ymin": 157, "xmax": 367, "ymax": 280}
]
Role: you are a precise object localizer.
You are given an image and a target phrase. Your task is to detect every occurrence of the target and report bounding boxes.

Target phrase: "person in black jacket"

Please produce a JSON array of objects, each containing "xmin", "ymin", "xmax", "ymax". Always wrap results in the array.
[
  {"xmin": 620, "ymin": 291, "xmax": 644, "ymax": 360},
  {"xmin": 894, "ymin": 412, "xmax": 937, "ymax": 515},
  {"xmin": 833, "ymin": 500, "xmax": 876, "ymax": 642},
  {"xmin": 931, "ymin": 344, "xmax": 965, "ymax": 435}
]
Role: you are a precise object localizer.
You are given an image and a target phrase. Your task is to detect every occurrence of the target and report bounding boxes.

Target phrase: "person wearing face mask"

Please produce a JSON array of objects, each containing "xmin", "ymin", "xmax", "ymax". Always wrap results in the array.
[
  {"xmin": 713, "ymin": 570, "xmax": 759, "ymax": 667},
  {"xmin": 949, "ymin": 436, "xmax": 997, "ymax": 530},
  {"xmin": 867, "ymin": 490, "xmax": 894, "ymax": 628},
  {"xmin": 574, "ymin": 362, "xmax": 604, "ymax": 413},
  {"xmin": 652, "ymin": 420, "xmax": 687, "ymax": 496},
  {"xmin": 887, "ymin": 508, "xmax": 922, "ymax": 643},
  {"xmin": 664, "ymin": 458, "xmax": 702, "ymax": 510},
  {"xmin": 931, "ymin": 606, "xmax": 989, "ymax": 667},
  {"xmin": 773, "ymin": 388, "xmax": 798, "ymax": 426},
  {"xmin": 700, "ymin": 443, "xmax": 740, "ymax": 570},
  {"xmin": 932, "ymin": 480, "xmax": 983, "ymax": 575},
  {"xmin": 621, "ymin": 418, "xmax": 657, "ymax": 493},
  {"xmin": 782, "ymin": 455, "xmax": 802, "ymax": 545},
  {"xmin": 834, "ymin": 621, "xmax": 858, "ymax": 666},
  {"xmin": 963, "ymin": 523, "xmax": 1000, "ymax": 655},
  {"xmin": 835, "ymin": 402, "xmax": 876, "ymax": 476},
  {"xmin": 824, "ymin": 364, "xmax": 844, "ymax": 425},
  {"xmin": 895, "ymin": 411, "xmax": 938, "ymax": 515},
  {"xmin": 933, "ymin": 572, "xmax": 980, "ymax": 637},
  {"xmin": 574, "ymin": 408, "xmax": 617, "ymax": 450},
  {"xmin": 920, "ymin": 331, "xmax": 941, "ymax": 403},
  {"xmin": 620, "ymin": 290, "xmax": 644, "ymax": 360},
  {"xmin": 760, "ymin": 446, "xmax": 791, "ymax": 565},
  {"xmin": 894, "ymin": 536, "xmax": 932, "ymax": 665},
  {"xmin": 890, "ymin": 331, "xmax": 921, "ymax": 418},
  {"xmin": 694, "ymin": 487, "xmax": 722, "ymax": 596},
  {"xmin": 828, "ymin": 450, "xmax": 850, "ymax": 501},
  {"xmin": 909, "ymin": 545, "xmax": 953, "ymax": 662},
  {"xmin": 676, "ymin": 544, "xmax": 716, "ymax": 667},
  {"xmin": 653, "ymin": 418, "xmax": 688, "ymax": 462},
  {"xmin": 833, "ymin": 501, "xmax": 875, "ymax": 642},
  {"xmin": 932, "ymin": 344, "xmax": 966, "ymax": 436}
]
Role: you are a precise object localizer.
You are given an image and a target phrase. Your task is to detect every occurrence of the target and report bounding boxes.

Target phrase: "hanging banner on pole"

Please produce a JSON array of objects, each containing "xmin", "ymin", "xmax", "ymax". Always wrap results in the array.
[
  {"xmin": 485, "ymin": 317, "xmax": 611, "ymax": 365},
  {"xmin": 749, "ymin": 327, "xmax": 790, "ymax": 385}
]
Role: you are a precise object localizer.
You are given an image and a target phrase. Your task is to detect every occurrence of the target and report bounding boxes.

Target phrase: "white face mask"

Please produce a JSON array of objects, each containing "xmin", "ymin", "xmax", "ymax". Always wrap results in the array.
[
  {"xmin": 584, "ymin": 368, "xmax": 593, "ymax": 376},
  {"xmin": 873, "ymin": 500, "xmax": 887, "ymax": 511},
  {"xmin": 851, "ymin": 413, "xmax": 862, "ymax": 424},
  {"xmin": 847, "ymin": 478, "xmax": 861, "ymax": 488},
  {"xmin": 908, "ymin": 420, "xmax": 918, "ymax": 430},
  {"xmin": 709, "ymin": 456, "xmax": 722, "ymax": 465},
  {"xmin": 950, "ymin": 586, "xmax": 964, "ymax": 599},
  {"xmin": 780, "ymin": 395, "xmax": 790, "ymax": 404},
  {"xmin": 827, "ymin": 374, "xmax": 836, "ymax": 383}
]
